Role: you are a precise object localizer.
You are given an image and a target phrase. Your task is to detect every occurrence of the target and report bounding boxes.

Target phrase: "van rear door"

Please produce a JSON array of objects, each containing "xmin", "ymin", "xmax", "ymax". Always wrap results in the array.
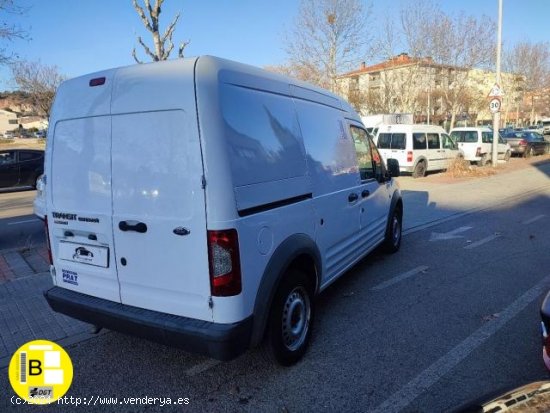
[
  {"xmin": 111, "ymin": 110, "xmax": 211, "ymax": 320},
  {"xmin": 49, "ymin": 116, "xmax": 120, "ymax": 302}
]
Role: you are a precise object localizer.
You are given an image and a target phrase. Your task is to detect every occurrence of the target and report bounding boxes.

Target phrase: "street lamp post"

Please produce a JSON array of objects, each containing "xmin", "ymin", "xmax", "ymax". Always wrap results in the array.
[{"xmin": 492, "ymin": 0, "xmax": 503, "ymax": 167}]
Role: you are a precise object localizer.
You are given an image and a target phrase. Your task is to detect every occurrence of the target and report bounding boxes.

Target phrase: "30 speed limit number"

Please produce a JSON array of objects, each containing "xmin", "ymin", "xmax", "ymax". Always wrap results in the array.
[{"xmin": 489, "ymin": 98, "xmax": 501, "ymax": 113}]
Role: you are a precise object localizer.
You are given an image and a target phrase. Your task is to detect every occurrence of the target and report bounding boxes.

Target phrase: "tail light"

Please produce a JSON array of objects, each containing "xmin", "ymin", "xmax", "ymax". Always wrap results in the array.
[
  {"xmin": 207, "ymin": 229, "xmax": 242, "ymax": 297},
  {"xmin": 519, "ymin": 139, "xmax": 527, "ymax": 146},
  {"xmin": 476, "ymin": 147, "xmax": 482, "ymax": 157},
  {"xmin": 44, "ymin": 216, "xmax": 53, "ymax": 265},
  {"xmin": 407, "ymin": 151, "xmax": 413, "ymax": 162}
]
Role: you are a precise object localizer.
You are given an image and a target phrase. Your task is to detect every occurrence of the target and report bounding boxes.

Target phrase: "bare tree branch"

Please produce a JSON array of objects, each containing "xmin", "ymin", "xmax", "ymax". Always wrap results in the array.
[
  {"xmin": 132, "ymin": 0, "xmax": 189, "ymax": 63},
  {"xmin": 284, "ymin": 0, "xmax": 372, "ymax": 92},
  {"xmin": 11, "ymin": 60, "xmax": 67, "ymax": 118}
]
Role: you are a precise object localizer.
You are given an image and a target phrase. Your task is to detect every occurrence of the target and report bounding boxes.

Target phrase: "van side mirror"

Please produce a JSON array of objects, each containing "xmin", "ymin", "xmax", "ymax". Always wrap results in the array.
[{"xmin": 386, "ymin": 158, "xmax": 400, "ymax": 177}]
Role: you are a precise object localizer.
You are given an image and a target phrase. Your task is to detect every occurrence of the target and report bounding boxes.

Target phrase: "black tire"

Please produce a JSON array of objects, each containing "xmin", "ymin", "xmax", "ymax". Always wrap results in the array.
[
  {"xmin": 477, "ymin": 154, "xmax": 488, "ymax": 166},
  {"xmin": 383, "ymin": 207, "xmax": 402, "ymax": 253},
  {"xmin": 524, "ymin": 147, "xmax": 534, "ymax": 158},
  {"xmin": 266, "ymin": 269, "xmax": 314, "ymax": 366},
  {"xmin": 504, "ymin": 150, "xmax": 511, "ymax": 162},
  {"xmin": 412, "ymin": 161, "xmax": 426, "ymax": 178}
]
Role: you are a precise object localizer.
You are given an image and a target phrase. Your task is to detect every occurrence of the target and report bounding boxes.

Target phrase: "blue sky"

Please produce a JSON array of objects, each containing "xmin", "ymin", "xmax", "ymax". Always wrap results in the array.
[{"xmin": 0, "ymin": 0, "xmax": 549, "ymax": 89}]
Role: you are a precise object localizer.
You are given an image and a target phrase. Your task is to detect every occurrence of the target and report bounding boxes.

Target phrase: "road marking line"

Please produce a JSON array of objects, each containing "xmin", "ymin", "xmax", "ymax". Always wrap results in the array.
[
  {"xmin": 429, "ymin": 226, "xmax": 472, "ymax": 242},
  {"xmin": 464, "ymin": 234, "xmax": 502, "ymax": 250},
  {"xmin": 7, "ymin": 219, "xmax": 40, "ymax": 226},
  {"xmin": 522, "ymin": 214, "xmax": 545, "ymax": 225},
  {"xmin": 372, "ymin": 274, "xmax": 550, "ymax": 413},
  {"xmin": 371, "ymin": 266, "xmax": 429, "ymax": 291},
  {"xmin": 185, "ymin": 359, "xmax": 221, "ymax": 377}
]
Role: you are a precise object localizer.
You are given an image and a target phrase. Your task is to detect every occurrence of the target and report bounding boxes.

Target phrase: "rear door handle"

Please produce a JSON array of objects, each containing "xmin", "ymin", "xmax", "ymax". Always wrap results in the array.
[
  {"xmin": 119, "ymin": 221, "xmax": 147, "ymax": 233},
  {"xmin": 348, "ymin": 193, "xmax": 358, "ymax": 203}
]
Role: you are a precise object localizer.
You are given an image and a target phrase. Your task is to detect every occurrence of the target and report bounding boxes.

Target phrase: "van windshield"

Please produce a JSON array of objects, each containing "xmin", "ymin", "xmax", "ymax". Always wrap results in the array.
[{"xmin": 377, "ymin": 133, "xmax": 406, "ymax": 150}]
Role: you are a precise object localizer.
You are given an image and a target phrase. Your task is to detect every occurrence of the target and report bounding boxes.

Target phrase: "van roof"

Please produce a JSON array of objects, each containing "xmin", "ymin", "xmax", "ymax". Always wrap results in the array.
[
  {"xmin": 377, "ymin": 124, "xmax": 446, "ymax": 133},
  {"xmin": 450, "ymin": 127, "xmax": 492, "ymax": 132},
  {"xmin": 54, "ymin": 55, "xmax": 360, "ymax": 122}
]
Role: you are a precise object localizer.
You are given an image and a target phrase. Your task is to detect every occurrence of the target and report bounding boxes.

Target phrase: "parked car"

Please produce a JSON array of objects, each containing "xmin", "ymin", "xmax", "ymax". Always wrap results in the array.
[
  {"xmin": 375, "ymin": 124, "xmax": 459, "ymax": 178},
  {"xmin": 34, "ymin": 130, "xmax": 47, "ymax": 139},
  {"xmin": 526, "ymin": 124, "xmax": 544, "ymax": 135},
  {"xmin": 3, "ymin": 130, "xmax": 16, "ymax": 139},
  {"xmin": 43, "ymin": 56, "xmax": 403, "ymax": 366},
  {"xmin": 449, "ymin": 127, "xmax": 511, "ymax": 165},
  {"xmin": 0, "ymin": 149, "xmax": 44, "ymax": 190},
  {"xmin": 502, "ymin": 131, "xmax": 550, "ymax": 157},
  {"xmin": 33, "ymin": 173, "xmax": 45, "ymax": 219}
]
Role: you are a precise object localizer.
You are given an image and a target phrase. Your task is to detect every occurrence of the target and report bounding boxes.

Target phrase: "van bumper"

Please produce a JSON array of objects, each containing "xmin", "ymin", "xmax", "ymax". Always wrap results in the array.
[{"xmin": 44, "ymin": 287, "xmax": 252, "ymax": 361}]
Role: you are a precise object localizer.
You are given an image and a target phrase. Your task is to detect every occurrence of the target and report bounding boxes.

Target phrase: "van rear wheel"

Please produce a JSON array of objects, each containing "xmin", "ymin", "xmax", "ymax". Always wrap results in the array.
[
  {"xmin": 477, "ymin": 155, "xmax": 488, "ymax": 166},
  {"xmin": 412, "ymin": 161, "xmax": 426, "ymax": 178},
  {"xmin": 266, "ymin": 269, "xmax": 314, "ymax": 366}
]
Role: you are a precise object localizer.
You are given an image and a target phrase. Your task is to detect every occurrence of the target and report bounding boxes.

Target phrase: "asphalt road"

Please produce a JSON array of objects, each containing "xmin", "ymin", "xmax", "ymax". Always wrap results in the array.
[
  {"xmin": 2, "ymin": 181, "xmax": 549, "ymax": 412},
  {"xmin": 0, "ymin": 190, "xmax": 43, "ymax": 250}
]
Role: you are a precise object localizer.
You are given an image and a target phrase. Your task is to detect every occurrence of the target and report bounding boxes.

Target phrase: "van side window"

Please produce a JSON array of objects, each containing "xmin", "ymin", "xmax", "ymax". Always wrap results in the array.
[
  {"xmin": 413, "ymin": 133, "xmax": 427, "ymax": 149},
  {"xmin": 350, "ymin": 126, "xmax": 375, "ymax": 180},
  {"xmin": 441, "ymin": 134, "xmax": 455, "ymax": 149},
  {"xmin": 427, "ymin": 133, "xmax": 440, "ymax": 149},
  {"xmin": 370, "ymin": 142, "xmax": 387, "ymax": 180},
  {"xmin": 482, "ymin": 132, "xmax": 492, "ymax": 143}
]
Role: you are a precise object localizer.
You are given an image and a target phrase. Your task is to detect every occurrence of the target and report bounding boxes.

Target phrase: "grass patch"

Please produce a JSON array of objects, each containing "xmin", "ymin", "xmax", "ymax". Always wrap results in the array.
[{"xmin": 445, "ymin": 158, "xmax": 498, "ymax": 178}]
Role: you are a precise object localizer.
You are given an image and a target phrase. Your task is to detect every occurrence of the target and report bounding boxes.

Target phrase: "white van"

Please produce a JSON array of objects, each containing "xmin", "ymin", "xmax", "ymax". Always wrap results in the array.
[
  {"xmin": 375, "ymin": 124, "xmax": 459, "ymax": 178},
  {"xmin": 44, "ymin": 56, "xmax": 403, "ymax": 365},
  {"xmin": 449, "ymin": 127, "xmax": 510, "ymax": 165}
]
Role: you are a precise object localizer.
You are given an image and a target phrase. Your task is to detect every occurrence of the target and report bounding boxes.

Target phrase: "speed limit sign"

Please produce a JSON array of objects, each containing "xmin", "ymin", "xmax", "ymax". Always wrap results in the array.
[{"xmin": 489, "ymin": 98, "xmax": 501, "ymax": 114}]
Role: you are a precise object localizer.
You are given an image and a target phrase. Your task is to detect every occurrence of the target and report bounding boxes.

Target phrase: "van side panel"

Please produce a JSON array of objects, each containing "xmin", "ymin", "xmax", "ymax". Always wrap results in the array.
[
  {"xmin": 220, "ymin": 83, "xmax": 310, "ymax": 212},
  {"xmin": 293, "ymin": 98, "xmax": 364, "ymax": 285}
]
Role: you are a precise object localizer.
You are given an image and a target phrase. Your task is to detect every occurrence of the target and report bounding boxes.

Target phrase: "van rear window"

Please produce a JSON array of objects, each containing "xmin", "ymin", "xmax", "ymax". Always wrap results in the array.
[
  {"xmin": 451, "ymin": 131, "xmax": 477, "ymax": 143},
  {"xmin": 377, "ymin": 133, "xmax": 406, "ymax": 150}
]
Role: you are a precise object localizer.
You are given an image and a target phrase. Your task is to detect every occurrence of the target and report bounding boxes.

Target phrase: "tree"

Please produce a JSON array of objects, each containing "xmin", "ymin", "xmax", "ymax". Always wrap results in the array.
[
  {"xmin": 0, "ymin": 1, "xmax": 29, "ymax": 65},
  {"xmin": 132, "ymin": 0, "xmax": 189, "ymax": 63},
  {"xmin": 505, "ymin": 42, "xmax": 550, "ymax": 124},
  {"xmin": 11, "ymin": 61, "xmax": 66, "ymax": 118},
  {"xmin": 371, "ymin": 0, "xmax": 495, "ymax": 128},
  {"xmin": 284, "ymin": 0, "xmax": 372, "ymax": 93}
]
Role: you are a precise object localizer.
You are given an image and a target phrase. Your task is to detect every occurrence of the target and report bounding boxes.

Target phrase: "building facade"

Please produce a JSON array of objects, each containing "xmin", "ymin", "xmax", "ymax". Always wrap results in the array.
[{"xmin": 338, "ymin": 53, "xmax": 525, "ymax": 129}]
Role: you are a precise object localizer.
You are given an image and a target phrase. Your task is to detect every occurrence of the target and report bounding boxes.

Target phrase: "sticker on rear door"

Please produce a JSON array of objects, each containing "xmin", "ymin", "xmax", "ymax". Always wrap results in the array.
[{"xmin": 61, "ymin": 269, "xmax": 78, "ymax": 286}]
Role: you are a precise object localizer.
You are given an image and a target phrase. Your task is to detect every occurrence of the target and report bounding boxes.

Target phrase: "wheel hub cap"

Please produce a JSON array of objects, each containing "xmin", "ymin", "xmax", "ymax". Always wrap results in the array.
[{"xmin": 282, "ymin": 287, "xmax": 310, "ymax": 351}]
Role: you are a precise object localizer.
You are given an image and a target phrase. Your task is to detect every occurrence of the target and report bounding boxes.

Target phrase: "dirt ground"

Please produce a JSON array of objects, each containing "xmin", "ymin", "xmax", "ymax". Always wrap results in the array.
[
  {"xmin": 0, "ymin": 138, "xmax": 46, "ymax": 150},
  {"xmin": 419, "ymin": 154, "xmax": 550, "ymax": 184}
]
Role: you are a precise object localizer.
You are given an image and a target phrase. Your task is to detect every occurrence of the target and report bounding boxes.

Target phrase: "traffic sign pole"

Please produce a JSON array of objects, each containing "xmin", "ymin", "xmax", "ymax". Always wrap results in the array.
[{"xmin": 492, "ymin": 0, "xmax": 503, "ymax": 168}]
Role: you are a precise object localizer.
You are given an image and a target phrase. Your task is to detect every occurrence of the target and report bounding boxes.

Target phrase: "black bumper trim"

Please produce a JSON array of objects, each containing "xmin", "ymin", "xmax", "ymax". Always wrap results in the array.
[{"xmin": 44, "ymin": 287, "xmax": 252, "ymax": 361}]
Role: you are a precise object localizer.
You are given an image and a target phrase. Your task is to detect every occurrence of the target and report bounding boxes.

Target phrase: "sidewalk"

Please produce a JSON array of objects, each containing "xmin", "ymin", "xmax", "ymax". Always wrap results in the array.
[
  {"xmin": 0, "ymin": 160, "xmax": 549, "ymax": 368},
  {"xmin": 0, "ymin": 246, "xmax": 90, "ymax": 368}
]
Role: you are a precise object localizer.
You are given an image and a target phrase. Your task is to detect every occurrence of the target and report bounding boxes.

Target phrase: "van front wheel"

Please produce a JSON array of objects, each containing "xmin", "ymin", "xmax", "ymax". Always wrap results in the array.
[
  {"xmin": 383, "ymin": 208, "xmax": 402, "ymax": 253},
  {"xmin": 266, "ymin": 269, "xmax": 314, "ymax": 366},
  {"xmin": 412, "ymin": 161, "xmax": 426, "ymax": 178}
]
